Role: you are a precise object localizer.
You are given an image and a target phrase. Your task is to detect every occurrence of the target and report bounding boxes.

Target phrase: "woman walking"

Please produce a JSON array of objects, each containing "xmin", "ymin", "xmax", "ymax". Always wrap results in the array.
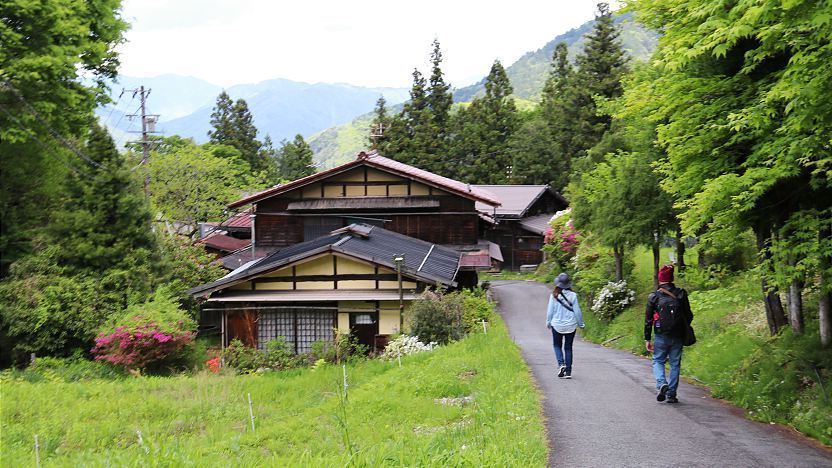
[{"xmin": 546, "ymin": 273, "xmax": 585, "ymax": 379}]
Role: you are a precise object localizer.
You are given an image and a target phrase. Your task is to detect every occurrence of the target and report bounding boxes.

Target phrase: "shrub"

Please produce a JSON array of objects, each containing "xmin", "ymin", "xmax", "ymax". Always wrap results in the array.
[
  {"xmin": 572, "ymin": 234, "xmax": 634, "ymax": 300},
  {"xmin": 220, "ymin": 339, "xmax": 266, "ymax": 373},
  {"xmin": 380, "ymin": 334, "xmax": 437, "ymax": 360},
  {"xmin": 461, "ymin": 288, "xmax": 494, "ymax": 332},
  {"xmin": 265, "ymin": 336, "xmax": 306, "ymax": 369},
  {"xmin": 310, "ymin": 332, "xmax": 367, "ymax": 364},
  {"xmin": 2, "ymin": 353, "xmax": 125, "ymax": 383},
  {"xmin": 590, "ymin": 280, "xmax": 636, "ymax": 322},
  {"xmin": 90, "ymin": 289, "xmax": 196, "ymax": 373},
  {"xmin": 407, "ymin": 290, "xmax": 465, "ymax": 345},
  {"xmin": 542, "ymin": 210, "xmax": 580, "ymax": 272}
]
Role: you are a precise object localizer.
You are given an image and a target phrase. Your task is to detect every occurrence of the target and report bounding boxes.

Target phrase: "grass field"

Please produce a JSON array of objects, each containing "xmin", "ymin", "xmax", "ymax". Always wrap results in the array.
[
  {"xmin": 579, "ymin": 246, "xmax": 832, "ymax": 445},
  {"xmin": 1, "ymin": 317, "xmax": 547, "ymax": 466}
]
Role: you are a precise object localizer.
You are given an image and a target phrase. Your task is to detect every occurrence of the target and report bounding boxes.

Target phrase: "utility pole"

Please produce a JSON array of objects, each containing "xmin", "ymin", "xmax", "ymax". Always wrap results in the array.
[
  {"xmin": 126, "ymin": 86, "xmax": 160, "ymax": 194},
  {"xmin": 370, "ymin": 122, "xmax": 386, "ymax": 150}
]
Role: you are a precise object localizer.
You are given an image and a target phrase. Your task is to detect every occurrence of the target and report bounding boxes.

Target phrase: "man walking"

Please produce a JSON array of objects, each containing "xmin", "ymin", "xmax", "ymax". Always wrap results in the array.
[{"xmin": 645, "ymin": 265, "xmax": 693, "ymax": 403}]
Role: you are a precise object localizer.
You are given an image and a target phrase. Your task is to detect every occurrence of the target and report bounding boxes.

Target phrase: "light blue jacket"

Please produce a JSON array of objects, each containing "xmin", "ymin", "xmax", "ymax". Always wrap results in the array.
[{"xmin": 546, "ymin": 289, "xmax": 585, "ymax": 333}]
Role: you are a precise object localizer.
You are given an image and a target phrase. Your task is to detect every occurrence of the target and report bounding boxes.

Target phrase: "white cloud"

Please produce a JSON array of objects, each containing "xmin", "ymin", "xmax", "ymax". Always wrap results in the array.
[{"xmin": 117, "ymin": 0, "xmax": 611, "ymax": 88}]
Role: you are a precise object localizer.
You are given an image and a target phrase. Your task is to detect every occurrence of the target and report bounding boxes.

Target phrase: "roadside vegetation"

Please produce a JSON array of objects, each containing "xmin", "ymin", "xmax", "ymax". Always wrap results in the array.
[
  {"xmin": 542, "ymin": 234, "xmax": 832, "ymax": 446},
  {"xmin": 1, "ymin": 298, "xmax": 547, "ymax": 466}
]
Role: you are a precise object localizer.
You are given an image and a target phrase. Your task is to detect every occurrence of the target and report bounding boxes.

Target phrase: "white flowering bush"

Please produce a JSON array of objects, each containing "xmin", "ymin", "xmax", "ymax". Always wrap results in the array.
[
  {"xmin": 381, "ymin": 335, "xmax": 437, "ymax": 360},
  {"xmin": 591, "ymin": 280, "xmax": 636, "ymax": 322}
]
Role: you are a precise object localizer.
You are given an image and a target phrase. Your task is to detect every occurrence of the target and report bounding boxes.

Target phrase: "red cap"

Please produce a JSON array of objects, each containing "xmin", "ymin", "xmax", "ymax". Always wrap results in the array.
[{"xmin": 658, "ymin": 265, "xmax": 674, "ymax": 283}]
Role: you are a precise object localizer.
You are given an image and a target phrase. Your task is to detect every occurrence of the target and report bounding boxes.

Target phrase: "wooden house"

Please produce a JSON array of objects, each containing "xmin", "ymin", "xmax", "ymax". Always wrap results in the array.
[
  {"xmin": 188, "ymin": 224, "xmax": 460, "ymax": 352},
  {"xmin": 474, "ymin": 185, "xmax": 568, "ymax": 270},
  {"xmin": 225, "ymin": 150, "xmax": 502, "ymax": 274}
]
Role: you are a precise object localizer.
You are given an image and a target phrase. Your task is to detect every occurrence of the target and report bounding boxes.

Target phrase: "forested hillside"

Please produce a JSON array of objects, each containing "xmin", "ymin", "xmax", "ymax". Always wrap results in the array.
[{"xmin": 308, "ymin": 14, "xmax": 656, "ymax": 168}]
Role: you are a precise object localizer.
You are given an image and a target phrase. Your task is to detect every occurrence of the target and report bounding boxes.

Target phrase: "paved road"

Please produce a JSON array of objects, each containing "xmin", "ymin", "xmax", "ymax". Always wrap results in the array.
[{"xmin": 490, "ymin": 280, "xmax": 832, "ymax": 468}]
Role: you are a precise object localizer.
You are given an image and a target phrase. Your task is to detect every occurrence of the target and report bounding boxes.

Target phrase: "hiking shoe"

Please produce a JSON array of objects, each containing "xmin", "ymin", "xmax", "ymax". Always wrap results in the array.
[
  {"xmin": 564, "ymin": 370, "xmax": 572, "ymax": 379},
  {"xmin": 657, "ymin": 384, "xmax": 669, "ymax": 402},
  {"xmin": 666, "ymin": 395, "xmax": 679, "ymax": 404},
  {"xmin": 557, "ymin": 366, "xmax": 567, "ymax": 378}
]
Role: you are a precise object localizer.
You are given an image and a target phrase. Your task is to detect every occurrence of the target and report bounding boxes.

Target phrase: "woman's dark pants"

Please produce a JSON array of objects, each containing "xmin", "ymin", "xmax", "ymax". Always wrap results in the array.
[{"xmin": 551, "ymin": 329, "xmax": 576, "ymax": 371}]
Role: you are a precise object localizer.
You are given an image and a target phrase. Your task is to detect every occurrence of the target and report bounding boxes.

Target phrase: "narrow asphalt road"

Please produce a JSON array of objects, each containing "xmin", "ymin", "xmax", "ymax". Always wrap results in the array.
[{"xmin": 490, "ymin": 280, "xmax": 832, "ymax": 468}]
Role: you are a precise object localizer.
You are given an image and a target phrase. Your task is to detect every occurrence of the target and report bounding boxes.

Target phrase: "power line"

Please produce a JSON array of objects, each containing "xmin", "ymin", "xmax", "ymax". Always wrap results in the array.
[
  {"xmin": 0, "ymin": 78, "xmax": 101, "ymax": 168},
  {"xmin": 0, "ymin": 102, "xmax": 92, "ymax": 179}
]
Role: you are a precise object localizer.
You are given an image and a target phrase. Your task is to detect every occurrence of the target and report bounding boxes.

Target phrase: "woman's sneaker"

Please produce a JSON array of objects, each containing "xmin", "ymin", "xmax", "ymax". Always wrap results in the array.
[
  {"xmin": 564, "ymin": 370, "xmax": 572, "ymax": 379},
  {"xmin": 666, "ymin": 395, "xmax": 679, "ymax": 404},
  {"xmin": 557, "ymin": 366, "xmax": 567, "ymax": 378},
  {"xmin": 657, "ymin": 384, "xmax": 669, "ymax": 402}
]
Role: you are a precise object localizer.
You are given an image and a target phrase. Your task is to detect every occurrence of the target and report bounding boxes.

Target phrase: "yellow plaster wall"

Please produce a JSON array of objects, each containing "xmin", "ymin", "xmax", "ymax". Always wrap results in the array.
[
  {"xmin": 335, "ymin": 257, "xmax": 376, "ymax": 274},
  {"xmin": 296, "ymin": 281, "xmax": 335, "ymax": 290},
  {"xmin": 410, "ymin": 182, "xmax": 430, "ymax": 196},
  {"xmin": 296, "ymin": 256, "xmax": 334, "ymax": 275},
  {"xmin": 379, "ymin": 301, "xmax": 404, "ymax": 335},
  {"xmin": 323, "ymin": 185, "xmax": 344, "ymax": 198},
  {"xmin": 230, "ymin": 282, "xmax": 251, "ymax": 290},
  {"xmin": 366, "ymin": 168, "xmax": 401, "ymax": 182},
  {"xmin": 254, "ymin": 282, "xmax": 292, "ymax": 291},
  {"xmin": 388, "ymin": 184, "xmax": 408, "ymax": 196},
  {"xmin": 331, "ymin": 169, "xmax": 365, "ymax": 182},
  {"xmin": 378, "ymin": 280, "xmax": 418, "ymax": 289},
  {"xmin": 345, "ymin": 185, "xmax": 364, "ymax": 197},
  {"xmin": 338, "ymin": 280, "xmax": 377, "ymax": 289},
  {"xmin": 367, "ymin": 185, "xmax": 386, "ymax": 196},
  {"xmin": 262, "ymin": 268, "xmax": 292, "ymax": 278},
  {"xmin": 337, "ymin": 313, "xmax": 350, "ymax": 333},
  {"xmin": 302, "ymin": 183, "xmax": 322, "ymax": 198}
]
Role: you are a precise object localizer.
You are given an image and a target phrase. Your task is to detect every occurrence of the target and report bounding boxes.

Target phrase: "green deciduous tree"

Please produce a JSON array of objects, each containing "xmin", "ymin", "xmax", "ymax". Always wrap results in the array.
[
  {"xmin": 630, "ymin": 0, "xmax": 832, "ymax": 342},
  {"xmin": 0, "ymin": 0, "xmax": 128, "ymax": 275},
  {"xmin": 145, "ymin": 136, "xmax": 263, "ymax": 236}
]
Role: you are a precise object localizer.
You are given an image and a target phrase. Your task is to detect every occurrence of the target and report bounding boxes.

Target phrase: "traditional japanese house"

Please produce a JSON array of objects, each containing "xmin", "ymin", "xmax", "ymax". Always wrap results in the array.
[
  {"xmin": 474, "ymin": 185, "xmax": 568, "ymax": 270},
  {"xmin": 224, "ymin": 150, "xmax": 502, "ymax": 284},
  {"xmin": 188, "ymin": 224, "xmax": 460, "ymax": 352}
]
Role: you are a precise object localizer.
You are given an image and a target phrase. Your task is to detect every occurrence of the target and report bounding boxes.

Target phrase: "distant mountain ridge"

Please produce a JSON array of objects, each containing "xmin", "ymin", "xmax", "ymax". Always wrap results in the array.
[
  {"xmin": 309, "ymin": 13, "xmax": 658, "ymax": 168},
  {"xmin": 97, "ymin": 75, "xmax": 409, "ymax": 146}
]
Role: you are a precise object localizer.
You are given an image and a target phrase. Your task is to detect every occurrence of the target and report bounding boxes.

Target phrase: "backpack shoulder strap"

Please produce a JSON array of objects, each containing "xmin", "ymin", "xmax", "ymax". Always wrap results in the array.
[{"xmin": 657, "ymin": 288, "xmax": 677, "ymax": 300}]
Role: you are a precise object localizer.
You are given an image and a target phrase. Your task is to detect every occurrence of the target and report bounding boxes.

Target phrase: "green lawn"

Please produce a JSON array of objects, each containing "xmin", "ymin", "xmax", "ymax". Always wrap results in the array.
[{"xmin": 1, "ymin": 317, "xmax": 547, "ymax": 466}]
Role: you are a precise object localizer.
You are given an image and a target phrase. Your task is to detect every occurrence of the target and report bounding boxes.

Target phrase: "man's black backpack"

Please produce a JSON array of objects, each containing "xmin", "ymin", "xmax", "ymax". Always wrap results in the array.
[{"xmin": 653, "ymin": 288, "xmax": 683, "ymax": 333}]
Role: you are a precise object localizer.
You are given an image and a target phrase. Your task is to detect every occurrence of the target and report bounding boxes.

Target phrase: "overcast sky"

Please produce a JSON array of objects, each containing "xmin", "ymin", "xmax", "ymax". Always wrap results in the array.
[{"xmin": 118, "ymin": 0, "xmax": 615, "ymax": 89}]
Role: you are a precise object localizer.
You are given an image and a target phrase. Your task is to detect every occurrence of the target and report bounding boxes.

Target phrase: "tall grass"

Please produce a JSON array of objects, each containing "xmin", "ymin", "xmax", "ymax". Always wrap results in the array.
[{"xmin": 1, "ymin": 316, "xmax": 547, "ymax": 465}]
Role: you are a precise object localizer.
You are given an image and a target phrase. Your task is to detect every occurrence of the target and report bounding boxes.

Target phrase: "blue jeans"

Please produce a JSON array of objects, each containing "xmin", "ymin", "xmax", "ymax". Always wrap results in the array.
[
  {"xmin": 551, "ymin": 329, "xmax": 576, "ymax": 371},
  {"xmin": 652, "ymin": 333, "xmax": 683, "ymax": 396}
]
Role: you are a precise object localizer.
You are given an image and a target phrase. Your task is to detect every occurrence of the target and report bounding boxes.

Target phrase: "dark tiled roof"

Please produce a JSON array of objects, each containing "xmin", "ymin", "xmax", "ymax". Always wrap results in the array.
[
  {"xmin": 188, "ymin": 224, "xmax": 461, "ymax": 297},
  {"xmin": 519, "ymin": 213, "xmax": 556, "ymax": 236},
  {"xmin": 228, "ymin": 151, "xmax": 501, "ymax": 209}
]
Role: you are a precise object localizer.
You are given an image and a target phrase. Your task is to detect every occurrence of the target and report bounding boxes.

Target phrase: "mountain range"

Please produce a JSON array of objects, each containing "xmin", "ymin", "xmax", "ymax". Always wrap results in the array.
[{"xmin": 98, "ymin": 76, "xmax": 409, "ymax": 147}]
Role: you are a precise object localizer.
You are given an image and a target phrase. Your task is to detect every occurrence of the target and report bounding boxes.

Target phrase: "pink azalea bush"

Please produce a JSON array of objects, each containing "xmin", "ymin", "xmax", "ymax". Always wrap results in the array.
[
  {"xmin": 91, "ymin": 288, "xmax": 196, "ymax": 372},
  {"xmin": 543, "ymin": 210, "xmax": 581, "ymax": 270}
]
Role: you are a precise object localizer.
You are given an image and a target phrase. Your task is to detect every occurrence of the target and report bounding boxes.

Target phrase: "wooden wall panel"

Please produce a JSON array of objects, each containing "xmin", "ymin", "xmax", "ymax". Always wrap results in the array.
[{"xmin": 256, "ymin": 214, "xmax": 303, "ymax": 248}]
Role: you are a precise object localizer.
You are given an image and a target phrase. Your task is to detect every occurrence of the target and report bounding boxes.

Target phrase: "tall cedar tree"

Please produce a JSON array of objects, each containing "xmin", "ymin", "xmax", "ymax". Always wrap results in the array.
[
  {"xmin": 449, "ymin": 60, "xmax": 518, "ymax": 184},
  {"xmin": 510, "ymin": 42, "xmax": 575, "ymax": 190},
  {"xmin": 208, "ymin": 92, "xmax": 267, "ymax": 173},
  {"xmin": 278, "ymin": 134, "xmax": 315, "ymax": 181},
  {"xmin": 369, "ymin": 96, "xmax": 390, "ymax": 149},
  {"xmin": 568, "ymin": 2, "xmax": 628, "ymax": 169},
  {"xmin": 381, "ymin": 41, "xmax": 453, "ymax": 174},
  {"xmin": 0, "ymin": 0, "xmax": 128, "ymax": 276}
]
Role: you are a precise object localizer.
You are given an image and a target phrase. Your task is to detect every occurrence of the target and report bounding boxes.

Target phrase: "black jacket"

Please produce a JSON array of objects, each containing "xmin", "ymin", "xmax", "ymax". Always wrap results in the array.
[{"xmin": 644, "ymin": 283, "xmax": 693, "ymax": 341}]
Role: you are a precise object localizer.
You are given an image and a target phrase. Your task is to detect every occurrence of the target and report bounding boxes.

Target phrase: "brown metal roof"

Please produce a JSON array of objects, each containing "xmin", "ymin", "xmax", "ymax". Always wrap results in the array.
[
  {"xmin": 472, "ymin": 185, "xmax": 557, "ymax": 217},
  {"xmin": 228, "ymin": 151, "xmax": 501, "ymax": 209},
  {"xmin": 518, "ymin": 213, "xmax": 556, "ymax": 236},
  {"xmin": 196, "ymin": 233, "xmax": 251, "ymax": 252}
]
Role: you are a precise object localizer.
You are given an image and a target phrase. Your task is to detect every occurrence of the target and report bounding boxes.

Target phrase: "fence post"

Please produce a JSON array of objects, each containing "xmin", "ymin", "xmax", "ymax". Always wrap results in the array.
[
  {"xmin": 342, "ymin": 364, "xmax": 348, "ymax": 401},
  {"xmin": 34, "ymin": 434, "xmax": 40, "ymax": 468},
  {"xmin": 482, "ymin": 320, "xmax": 488, "ymax": 334},
  {"xmin": 247, "ymin": 393, "xmax": 255, "ymax": 432}
]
